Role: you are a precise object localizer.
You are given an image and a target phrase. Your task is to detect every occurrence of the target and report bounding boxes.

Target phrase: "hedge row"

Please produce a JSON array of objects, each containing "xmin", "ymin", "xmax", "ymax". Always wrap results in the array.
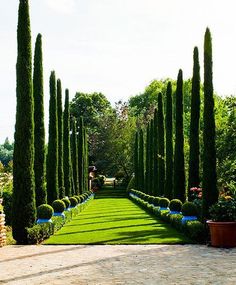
[{"xmin": 128, "ymin": 189, "xmax": 208, "ymax": 244}]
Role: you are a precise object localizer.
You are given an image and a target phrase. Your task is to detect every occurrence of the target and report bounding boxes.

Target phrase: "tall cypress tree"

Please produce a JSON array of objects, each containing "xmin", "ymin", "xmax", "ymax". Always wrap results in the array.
[
  {"xmin": 173, "ymin": 70, "xmax": 186, "ymax": 202},
  {"xmin": 164, "ymin": 82, "xmax": 173, "ymax": 199},
  {"xmin": 149, "ymin": 119, "xmax": 154, "ymax": 195},
  {"xmin": 57, "ymin": 79, "xmax": 65, "ymax": 198},
  {"xmin": 157, "ymin": 93, "xmax": 165, "ymax": 196},
  {"xmin": 153, "ymin": 109, "xmax": 158, "ymax": 196},
  {"xmin": 83, "ymin": 128, "xmax": 89, "ymax": 192},
  {"xmin": 12, "ymin": 0, "xmax": 36, "ymax": 243},
  {"xmin": 33, "ymin": 33, "xmax": 46, "ymax": 206},
  {"xmin": 63, "ymin": 89, "xmax": 72, "ymax": 197},
  {"xmin": 188, "ymin": 47, "xmax": 201, "ymax": 198},
  {"xmin": 78, "ymin": 117, "xmax": 84, "ymax": 194},
  {"xmin": 145, "ymin": 124, "xmax": 150, "ymax": 194},
  {"xmin": 139, "ymin": 129, "xmax": 145, "ymax": 192},
  {"xmin": 46, "ymin": 71, "xmax": 58, "ymax": 204},
  {"xmin": 71, "ymin": 119, "xmax": 79, "ymax": 195},
  {"xmin": 202, "ymin": 28, "xmax": 218, "ymax": 219},
  {"xmin": 134, "ymin": 132, "xmax": 139, "ymax": 189}
]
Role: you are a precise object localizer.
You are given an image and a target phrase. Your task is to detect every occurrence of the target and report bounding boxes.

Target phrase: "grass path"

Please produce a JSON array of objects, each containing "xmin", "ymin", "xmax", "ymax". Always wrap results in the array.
[{"xmin": 45, "ymin": 187, "xmax": 192, "ymax": 244}]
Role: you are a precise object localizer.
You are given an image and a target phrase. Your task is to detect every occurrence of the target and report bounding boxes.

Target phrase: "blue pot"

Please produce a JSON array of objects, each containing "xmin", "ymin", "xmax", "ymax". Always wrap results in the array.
[
  {"xmin": 36, "ymin": 218, "xmax": 52, "ymax": 224},
  {"xmin": 159, "ymin": 207, "xmax": 169, "ymax": 211},
  {"xmin": 181, "ymin": 216, "xmax": 197, "ymax": 224},
  {"xmin": 169, "ymin": 211, "xmax": 181, "ymax": 215}
]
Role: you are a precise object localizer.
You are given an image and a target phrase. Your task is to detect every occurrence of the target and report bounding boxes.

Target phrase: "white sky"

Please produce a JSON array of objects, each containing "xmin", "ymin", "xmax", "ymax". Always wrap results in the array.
[{"xmin": 1, "ymin": 0, "xmax": 236, "ymax": 143}]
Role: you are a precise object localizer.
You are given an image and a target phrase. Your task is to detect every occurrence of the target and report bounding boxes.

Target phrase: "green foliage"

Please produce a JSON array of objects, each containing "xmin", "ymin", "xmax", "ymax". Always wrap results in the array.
[
  {"xmin": 159, "ymin": 198, "xmax": 170, "ymax": 208},
  {"xmin": 69, "ymin": 197, "xmax": 78, "ymax": 207},
  {"xmin": 188, "ymin": 47, "xmax": 200, "ymax": 195},
  {"xmin": 202, "ymin": 28, "xmax": 218, "ymax": 220},
  {"xmin": 182, "ymin": 202, "xmax": 198, "ymax": 216},
  {"xmin": 153, "ymin": 110, "xmax": 158, "ymax": 196},
  {"xmin": 26, "ymin": 223, "xmax": 53, "ymax": 244},
  {"xmin": 184, "ymin": 221, "xmax": 208, "ymax": 243},
  {"xmin": 57, "ymin": 79, "xmax": 65, "ymax": 198},
  {"xmin": 33, "ymin": 33, "xmax": 46, "ymax": 207},
  {"xmin": 169, "ymin": 199, "xmax": 182, "ymax": 212},
  {"xmin": 37, "ymin": 204, "xmax": 54, "ymax": 219},
  {"xmin": 71, "ymin": 119, "xmax": 79, "ymax": 195},
  {"xmin": 157, "ymin": 93, "xmax": 165, "ymax": 196},
  {"xmin": 46, "ymin": 71, "xmax": 59, "ymax": 204},
  {"xmin": 138, "ymin": 129, "xmax": 145, "ymax": 192},
  {"xmin": 165, "ymin": 82, "xmax": 173, "ymax": 199},
  {"xmin": 63, "ymin": 90, "xmax": 72, "ymax": 197},
  {"xmin": 2, "ymin": 182, "xmax": 13, "ymax": 225},
  {"xmin": 134, "ymin": 132, "xmax": 139, "ymax": 188},
  {"xmin": 52, "ymin": 199, "xmax": 66, "ymax": 213},
  {"xmin": 153, "ymin": 197, "xmax": 160, "ymax": 206},
  {"xmin": 78, "ymin": 117, "xmax": 84, "ymax": 194},
  {"xmin": 12, "ymin": 0, "xmax": 36, "ymax": 244},
  {"xmin": 0, "ymin": 139, "xmax": 14, "ymax": 166},
  {"xmin": 0, "ymin": 204, "xmax": 3, "ymax": 214},
  {"xmin": 173, "ymin": 70, "xmax": 186, "ymax": 202},
  {"xmin": 126, "ymin": 176, "xmax": 135, "ymax": 192},
  {"xmin": 209, "ymin": 196, "xmax": 236, "ymax": 222},
  {"xmin": 145, "ymin": 123, "xmax": 150, "ymax": 194},
  {"xmin": 62, "ymin": 197, "xmax": 70, "ymax": 209}
]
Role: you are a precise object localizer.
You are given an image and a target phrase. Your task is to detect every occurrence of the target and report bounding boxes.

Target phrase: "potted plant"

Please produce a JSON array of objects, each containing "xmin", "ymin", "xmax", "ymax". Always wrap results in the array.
[
  {"xmin": 52, "ymin": 200, "xmax": 66, "ymax": 218},
  {"xmin": 36, "ymin": 204, "xmax": 54, "ymax": 224},
  {"xmin": 207, "ymin": 195, "xmax": 236, "ymax": 247},
  {"xmin": 181, "ymin": 202, "xmax": 198, "ymax": 224},
  {"xmin": 169, "ymin": 199, "xmax": 182, "ymax": 214},
  {"xmin": 159, "ymin": 198, "xmax": 170, "ymax": 211}
]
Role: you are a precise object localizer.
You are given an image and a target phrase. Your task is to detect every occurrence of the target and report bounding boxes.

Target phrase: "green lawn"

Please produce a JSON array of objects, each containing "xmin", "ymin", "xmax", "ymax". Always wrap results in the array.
[{"xmin": 45, "ymin": 187, "xmax": 192, "ymax": 244}]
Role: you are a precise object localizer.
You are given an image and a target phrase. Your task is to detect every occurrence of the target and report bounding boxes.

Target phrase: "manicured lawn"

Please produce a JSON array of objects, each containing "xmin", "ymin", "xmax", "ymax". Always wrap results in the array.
[{"xmin": 45, "ymin": 187, "xmax": 192, "ymax": 244}]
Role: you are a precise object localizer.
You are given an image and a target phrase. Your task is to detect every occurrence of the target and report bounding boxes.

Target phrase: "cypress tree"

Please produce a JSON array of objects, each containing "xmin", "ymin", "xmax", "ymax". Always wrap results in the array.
[
  {"xmin": 134, "ymin": 132, "xmax": 139, "ymax": 189},
  {"xmin": 149, "ymin": 119, "xmax": 154, "ymax": 195},
  {"xmin": 12, "ymin": 0, "xmax": 36, "ymax": 243},
  {"xmin": 78, "ymin": 117, "xmax": 84, "ymax": 194},
  {"xmin": 33, "ymin": 33, "xmax": 46, "ymax": 206},
  {"xmin": 153, "ymin": 109, "xmax": 159, "ymax": 196},
  {"xmin": 202, "ymin": 28, "xmax": 218, "ymax": 219},
  {"xmin": 83, "ymin": 128, "xmax": 89, "ymax": 192},
  {"xmin": 63, "ymin": 89, "xmax": 72, "ymax": 197},
  {"xmin": 57, "ymin": 79, "xmax": 65, "ymax": 198},
  {"xmin": 145, "ymin": 124, "xmax": 150, "ymax": 194},
  {"xmin": 173, "ymin": 70, "xmax": 186, "ymax": 202},
  {"xmin": 46, "ymin": 71, "xmax": 58, "ymax": 204},
  {"xmin": 164, "ymin": 82, "xmax": 173, "ymax": 199},
  {"xmin": 157, "ymin": 93, "xmax": 165, "ymax": 196},
  {"xmin": 188, "ymin": 47, "xmax": 201, "ymax": 198},
  {"xmin": 139, "ymin": 129, "xmax": 145, "ymax": 192},
  {"xmin": 71, "ymin": 119, "xmax": 79, "ymax": 195}
]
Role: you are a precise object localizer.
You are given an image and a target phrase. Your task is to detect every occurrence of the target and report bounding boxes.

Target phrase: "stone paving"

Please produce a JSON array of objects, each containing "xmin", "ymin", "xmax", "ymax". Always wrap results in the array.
[{"xmin": 0, "ymin": 244, "xmax": 236, "ymax": 284}]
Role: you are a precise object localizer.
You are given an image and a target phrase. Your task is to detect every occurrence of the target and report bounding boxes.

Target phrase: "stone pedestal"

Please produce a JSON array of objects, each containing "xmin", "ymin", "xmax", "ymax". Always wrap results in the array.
[{"xmin": 0, "ymin": 214, "xmax": 6, "ymax": 247}]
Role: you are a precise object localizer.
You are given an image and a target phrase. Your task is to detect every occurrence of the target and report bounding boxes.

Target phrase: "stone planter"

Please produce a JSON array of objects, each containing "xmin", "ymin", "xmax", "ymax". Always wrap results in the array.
[
  {"xmin": 207, "ymin": 220, "xmax": 236, "ymax": 247},
  {"xmin": 53, "ymin": 212, "xmax": 65, "ymax": 218},
  {"xmin": 36, "ymin": 218, "xmax": 53, "ymax": 224}
]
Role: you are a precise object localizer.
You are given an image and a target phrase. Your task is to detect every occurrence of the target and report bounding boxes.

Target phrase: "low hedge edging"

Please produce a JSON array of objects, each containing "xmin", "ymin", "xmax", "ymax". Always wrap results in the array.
[{"xmin": 128, "ymin": 190, "xmax": 208, "ymax": 244}]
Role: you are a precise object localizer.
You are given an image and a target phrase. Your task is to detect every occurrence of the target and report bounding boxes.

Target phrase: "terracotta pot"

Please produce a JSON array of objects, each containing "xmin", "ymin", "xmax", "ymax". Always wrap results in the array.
[{"xmin": 207, "ymin": 220, "xmax": 236, "ymax": 247}]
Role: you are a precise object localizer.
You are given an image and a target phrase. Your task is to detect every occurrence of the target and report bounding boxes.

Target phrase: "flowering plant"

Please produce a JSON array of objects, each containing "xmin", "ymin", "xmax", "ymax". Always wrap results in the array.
[{"xmin": 209, "ymin": 195, "xmax": 236, "ymax": 222}]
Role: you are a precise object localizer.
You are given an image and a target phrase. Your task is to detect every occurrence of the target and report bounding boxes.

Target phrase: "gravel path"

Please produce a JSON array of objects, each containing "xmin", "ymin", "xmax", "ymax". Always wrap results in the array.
[{"xmin": 0, "ymin": 244, "xmax": 236, "ymax": 284}]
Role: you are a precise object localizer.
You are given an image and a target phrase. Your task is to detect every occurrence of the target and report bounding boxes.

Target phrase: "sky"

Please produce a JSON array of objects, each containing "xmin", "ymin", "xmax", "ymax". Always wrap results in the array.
[{"xmin": 1, "ymin": 0, "xmax": 236, "ymax": 143}]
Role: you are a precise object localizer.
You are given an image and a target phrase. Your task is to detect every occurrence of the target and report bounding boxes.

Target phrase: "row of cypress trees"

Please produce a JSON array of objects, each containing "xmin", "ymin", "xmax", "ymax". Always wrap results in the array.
[
  {"xmin": 134, "ymin": 27, "xmax": 218, "ymax": 220},
  {"xmin": 12, "ymin": 0, "xmax": 89, "ymax": 243}
]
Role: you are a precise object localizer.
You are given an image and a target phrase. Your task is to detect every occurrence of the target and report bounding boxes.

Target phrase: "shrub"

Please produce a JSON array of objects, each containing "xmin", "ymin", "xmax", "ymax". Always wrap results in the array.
[
  {"xmin": 37, "ymin": 204, "xmax": 54, "ymax": 219},
  {"xmin": 148, "ymin": 196, "xmax": 155, "ymax": 204},
  {"xmin": 153, "ymin": 197, "xmax": 160, "ymax": 206},
  {"xmin": 74, "ymin": 195, "xmax": 81, "ymax": 203},
  {"xmin": 2, "ymin": 182, "xmax": 13, "ymax": 225},
  {"xmin": 0, "ymin": 204, "xmax": 3, "ymax": 214},
  {"xmin": 169, "ymin": 214, "xmax": 183, "ymax": 230},
  {"xmin": 159, "ymin": 198, "xmax": 170, "ymax": 208},
  {"xmin": 169, "ymin": 199, "xmax": 182, "ymax": 212},
  {"xmin": 69, "ymin": 197, "xmax": 78, "ymax": 207},
  {"xmin": 62, "ymin": 197, "xmax": 70, "ymax": 209},
  {"xmin": 26, "ymin": 223, "xmax": 53, "ymax": 244},
  {"xmin": 185, "ymin": 221, "xmax": 208, "ymax": 243},
  {"xmin": 52, "ymin": 200, "xmax": 66, "ymax": 213},
  {"xmin": 182, "ymin": 202, "xmax": 198, "ymax": 216}
]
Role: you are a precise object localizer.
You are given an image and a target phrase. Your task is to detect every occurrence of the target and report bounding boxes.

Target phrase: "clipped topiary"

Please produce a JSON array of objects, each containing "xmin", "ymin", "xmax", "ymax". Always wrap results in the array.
[
  {"xmin": 52, "ymin": 200, "xmax": 66, "ymax": 213},
  {"xmin": 169, "ymin": 199, "xmax": 183, "ymax": 212},
  {"xmin": 37, "ymin": 204, "xmax": 54, "ymax": 219},
  {"xmin": 182, "ymin": 201, "xmax": 198, "ymax": 216},
  {"xmin": 62, "ymin": 197, "xmax": 70, "ymax": 209},
  {"xmin": 159, "ymin": 198, "xmax": 170, "ymax": 208},
  {"xmin": 148, "ymin": 196, "xmax": 155, "ymax": 204},
  {"xmin": 153, "ymin": 197, "xmax": 160, "ymax": 207},
  {"xmin": 74, "ymin": 195, "xmax": 81, "ymax": 203},
  {"xmin": 69, "ymin": 197, "xmax": 78, "ymax": 207}
]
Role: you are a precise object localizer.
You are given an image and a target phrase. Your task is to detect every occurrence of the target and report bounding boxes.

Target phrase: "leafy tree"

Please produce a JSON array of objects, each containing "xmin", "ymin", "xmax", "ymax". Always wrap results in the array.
[
  {"xmin": 138, "ymin": 129, "xmax": 145, "ymax": 191},
  {"xmin": 46, "ymin": 71, "xmax": 58, "ymax": 204},
  {"xmin": 173, "ymin": 70, "xmax": 186, "ymax": 202},
  {"xmin": 57, "ymin": 79, "xmax": 64, "ymax": 198},
  {"xmin": 164, "ymin": 82, "xmax": 173, "ymax": 199},
  {"xmin": 33, "ymin": 33, "xmax": 46, "ymax": 206},
  {"xmin": 12, "ymin": 0, "xmax": 36, "ymax": 243},
  {"xmin": 202, "ymin": 28, "xmax": 218, "ymax": 219},
  {"xmin": 63, "ymin": 89, "xmax": 72, "ymax": 197},
  {"xmin": 157, "ymin": 93, "xmax": 165, "ymax": 196},
  {"xmin": 188, "ymin": 47, "xmax": 201, "ymax": 198}
]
